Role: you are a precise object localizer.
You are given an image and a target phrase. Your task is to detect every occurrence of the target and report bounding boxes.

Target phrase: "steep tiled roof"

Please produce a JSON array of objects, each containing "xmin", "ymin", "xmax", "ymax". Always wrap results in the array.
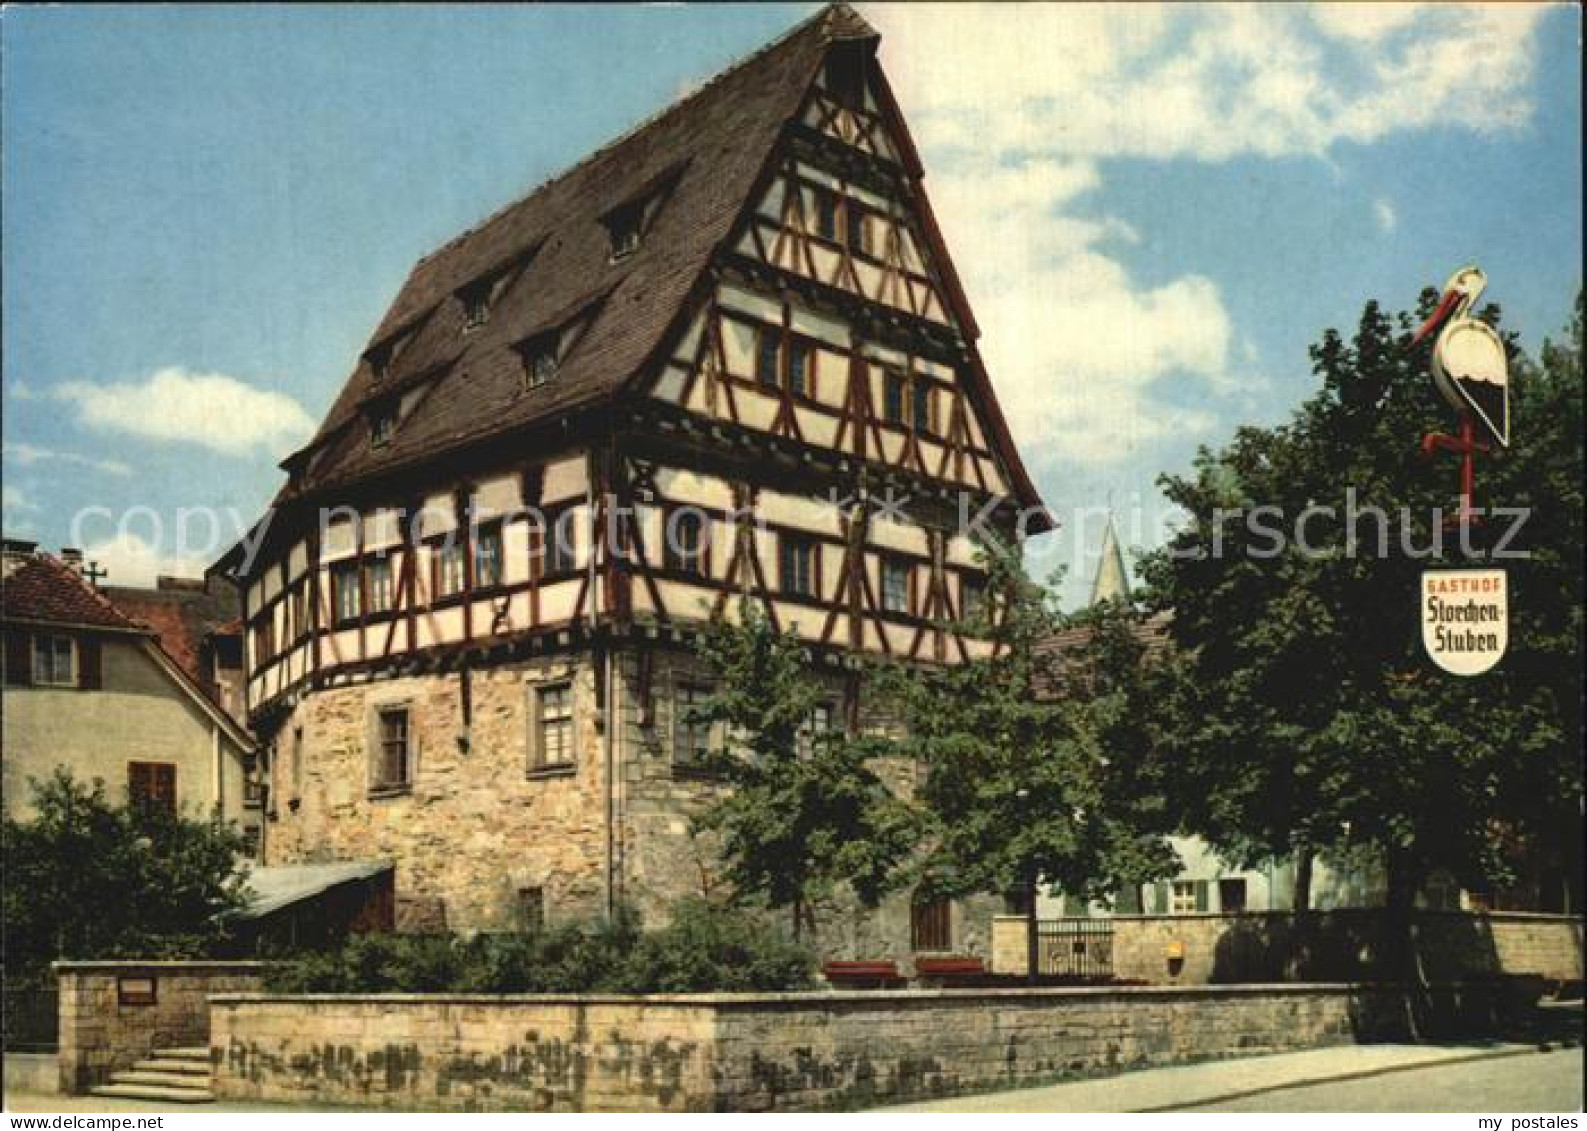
[
  {"xmin": 284, "ymin": 6, "xmax": 851, "ymax": 499},
  {"xmin": 104, "ymin": 580, "xmax": 240, "ymax": 686},
  {"xmin": 0, "ymin": 555, "xmax": 146, "ymax": 632}
]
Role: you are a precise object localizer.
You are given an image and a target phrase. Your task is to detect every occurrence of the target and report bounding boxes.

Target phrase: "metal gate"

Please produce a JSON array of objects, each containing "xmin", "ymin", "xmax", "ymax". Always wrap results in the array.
[
  {"xmin": 1, "ymin": 981, "xmax": 59, "ymax": 1052},
  {"xmin": 1035, "ymin": 918, "xmax": 1114, "ymax": 978}
]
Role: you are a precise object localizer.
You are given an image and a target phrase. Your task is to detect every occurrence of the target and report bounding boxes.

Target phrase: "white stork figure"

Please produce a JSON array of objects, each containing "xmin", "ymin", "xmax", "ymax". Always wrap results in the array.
[{"xmin": 1412, "ymin": 264, "xmax": 1510, "ymax": 448}]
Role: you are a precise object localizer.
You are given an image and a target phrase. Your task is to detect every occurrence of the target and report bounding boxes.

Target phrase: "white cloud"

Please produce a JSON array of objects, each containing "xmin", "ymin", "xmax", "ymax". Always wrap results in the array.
[
  {"xmin": 53, "ymin": 367, "xmax": 314, "ymax": 457},
  {"xmin": 864, "ymin": 2, "xmax": 1548, "ymax": 465},
  {"xmin": 11, "ymin": 380, "xmax": 38, "ymax": 401},
  {"xmin": 78, "ymin": 531, "xmax": 210, "ymax": 590},
  {"xmin": 2, "ymin": 441, "xmax": 133, "ymax": 478},
  {"xmin": 2, "ymin": 485, "xmax": 40, "ymax": 536},
  {"xmin": 1373, "ymin": 197, "xmax": 1398, "ymax": 233}
]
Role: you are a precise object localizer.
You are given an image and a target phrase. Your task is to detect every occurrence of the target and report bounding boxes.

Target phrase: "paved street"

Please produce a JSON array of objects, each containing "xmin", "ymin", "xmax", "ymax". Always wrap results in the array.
[
  {"xmin": 1194, "ymin": 1047, "xmax": 1583, "ymax": 1112},
  {"xmin": 882, "ymin": 1043, "xmax": 1584, "ymax": 1114}
]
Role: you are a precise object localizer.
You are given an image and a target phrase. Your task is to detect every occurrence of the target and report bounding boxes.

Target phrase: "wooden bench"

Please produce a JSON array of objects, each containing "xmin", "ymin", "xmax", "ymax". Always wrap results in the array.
[
  {"xmin": 913, "ymin": 955, "xmax": 992, "ymax": 986},
  {"xmin": 822, "ymin": 960, "xmax": 906, "ymax": 989}
]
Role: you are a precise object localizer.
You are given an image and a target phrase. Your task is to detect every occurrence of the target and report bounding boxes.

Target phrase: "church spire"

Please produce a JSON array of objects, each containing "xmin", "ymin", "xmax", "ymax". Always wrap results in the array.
[{"xmin": 1090, "ymin": 514, "xmax": 1130, "ymax": 605}]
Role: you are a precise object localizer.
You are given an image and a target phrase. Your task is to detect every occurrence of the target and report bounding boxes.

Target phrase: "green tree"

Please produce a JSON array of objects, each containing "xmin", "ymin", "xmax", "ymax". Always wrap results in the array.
[
  {"xmin": 1141, "ymin": 291, "xmax": 1584, "ymax": 924},
  {"xmin": 2, "ymin": 769, "xmax": 250, "ymax": 981},
  {"xmin": 690, "ymin": 602, "xmax": 920, "ymax": 937},
  {"xmin": 881, "ymin": 545, "xmax": 1177, "ymax": 977}
]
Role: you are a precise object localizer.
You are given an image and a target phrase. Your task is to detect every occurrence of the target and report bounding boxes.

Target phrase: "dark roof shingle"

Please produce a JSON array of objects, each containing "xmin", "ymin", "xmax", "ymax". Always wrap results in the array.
[{"xmin": 285, "ymin": 6, "xmax": 846, "ymax": 499}]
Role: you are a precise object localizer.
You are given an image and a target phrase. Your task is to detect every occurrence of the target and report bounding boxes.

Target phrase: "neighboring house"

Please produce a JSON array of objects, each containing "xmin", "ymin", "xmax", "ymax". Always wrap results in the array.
[
  {"xmin": 104, "ymin": 576, "xmax": 249, "ymax": 726},
  {"xmin": 1, "ymin": 540, "xmax": 259, "ymax": 850},
  {"xmin": 212, "ymin": 4, "xmax": 1049, "ymax": 961}
]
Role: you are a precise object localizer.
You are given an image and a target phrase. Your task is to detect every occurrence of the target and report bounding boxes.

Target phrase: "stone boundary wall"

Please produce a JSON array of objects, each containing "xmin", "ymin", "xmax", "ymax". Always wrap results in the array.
[
  {"xmin": 55, "ymin": 960, "xmax": 269, "ymax": 1093},
  {"xmin": 991, "ymin": 911, "xmax": 1584, "ymax": 985},
  {"xmin": 209, "ymin": 981, "xmax": 1524, "ymax": 1111}
]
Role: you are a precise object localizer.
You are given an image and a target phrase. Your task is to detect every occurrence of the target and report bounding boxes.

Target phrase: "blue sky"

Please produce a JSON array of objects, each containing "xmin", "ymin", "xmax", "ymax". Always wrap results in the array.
[{"xmin": 3, "ymin": 3, "xmax": 1581, "ymax": 606}]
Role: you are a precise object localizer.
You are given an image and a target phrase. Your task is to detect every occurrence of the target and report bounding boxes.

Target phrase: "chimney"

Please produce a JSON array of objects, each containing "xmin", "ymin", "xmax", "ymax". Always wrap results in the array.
[
  {"xmin": 60, "ymin": 547, "xmax": 85, "ymax": 574},
  {"xmin": 2, "ymin": 538, "xmax": 38, "ymax": 577}
]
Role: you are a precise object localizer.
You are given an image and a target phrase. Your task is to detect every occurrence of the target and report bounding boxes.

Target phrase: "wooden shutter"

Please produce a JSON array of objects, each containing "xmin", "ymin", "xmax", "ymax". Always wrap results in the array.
[
  {"xmin": 77, "ymin": 637, "xmax": 102, "ymax": 690},
  {"xmin": 1195, "ymin": 880, "xmax": 1210, "ymax": 913},
  {"xmin": 4, "ymin": 630, "xmax": 31, "ymax": 686},
  {"xmin": 1155, "ymin": 882, "xmax": 1171, "ymax": 915}
]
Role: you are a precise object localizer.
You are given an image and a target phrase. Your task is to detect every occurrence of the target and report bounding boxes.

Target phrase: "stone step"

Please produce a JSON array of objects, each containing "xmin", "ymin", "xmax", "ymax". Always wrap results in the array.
[
  {"xmin": 117, "ymin": 1069, "xmax": 211, "ymax": 1088},
  {"xmin": 130, "ymin": 1058, "xmax": 211, "ymax": 1077},
  {"xmin": 89, "ymin": 1082, "xmax": 215, "ymax": 1104},
  {"xmin": 158, "ymin": 1046, "xmax": 211, "ymax": 1062}
]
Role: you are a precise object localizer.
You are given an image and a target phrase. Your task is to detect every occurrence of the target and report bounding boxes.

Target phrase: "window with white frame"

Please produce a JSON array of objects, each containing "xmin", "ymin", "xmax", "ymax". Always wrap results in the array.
[
  {"xmin": 1171, "ymin": 880, "xmax": 1199, "ymax": 915},
  {"xmin": 365, "ymin": 555, "xmax": 394, "ymax": 614},
  {"xmin": 31, "ymin": 634, "xmax": 75, "ymax": 686},
  {"xmin": 533, "ymin": 682, "xmax": 575, "ymax": 771},
  {"xmin": 434, "ymin": 538, "xmax": 466, "ymax": 599}
]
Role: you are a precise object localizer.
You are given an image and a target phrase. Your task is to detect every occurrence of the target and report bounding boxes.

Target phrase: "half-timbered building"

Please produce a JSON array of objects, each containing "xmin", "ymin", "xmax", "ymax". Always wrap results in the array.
[{"xmin": 217, "ymin": 4, "xmax": 1051, "ymax": 960}]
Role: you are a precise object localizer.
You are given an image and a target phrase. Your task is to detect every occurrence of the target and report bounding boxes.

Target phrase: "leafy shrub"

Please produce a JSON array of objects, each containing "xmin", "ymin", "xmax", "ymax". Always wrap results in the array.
[
  {"xmin": 264, "ymin": 899, "xmax": 815, "ymax": 994},
  {"xmin": 2, "ymin": 770, "xmax": 249, "ymax": 981}
]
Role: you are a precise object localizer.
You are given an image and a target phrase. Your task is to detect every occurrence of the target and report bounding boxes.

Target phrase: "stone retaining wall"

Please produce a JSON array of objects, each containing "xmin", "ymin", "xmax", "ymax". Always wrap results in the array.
[
  {"xmin": 55, "ymin": 960, "xmax": 269, "ymax": 1093},
  {"xmin": 991, "ymin": 911, "xmax": 1584, "ymax": 985},
  {"xmin": 208, "ymin": 981, "xmax": 1523, "ymax": 1111}
]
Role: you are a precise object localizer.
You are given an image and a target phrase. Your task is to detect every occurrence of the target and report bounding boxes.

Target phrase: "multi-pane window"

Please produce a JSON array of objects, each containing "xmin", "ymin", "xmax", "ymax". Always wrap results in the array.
[
  {"xmin": 911, "ymin": 894, "xmax": 951, "ymax": 952},
  {"xmin": 332, "ymin": 561, "xmax": 362, "ymax": 624},
  {"xmin": 961, "ymin": 575, "xmax": 987, "ymax": 624},
  {"xmin": 665, "ymin": 510, "xmax": 708, "ymax": 576},
  {"xmin": 815, "ymin": 189, "xmax": 839, "ymax": 241},
  {"xmin": 435, "ymin": 538, "xmax": 466, "ymax": 598},
  {"xmin": 883, "ymin": 370, "xmax": 906, "ymax": 425},
  {"xmin": 845, "ymin": 206, "xmax": 869, "ymax": 256},
  {"xmin": 1171, "ymin": 880, "xmax": 1201, "ymax": 915},
  {"xmin": 523, "ymin": 333, "xmax": 560, "ymax": 389},
  {"xmin": 881, "ymin": 557, "xmax": 911, "ymax": 615},
  {"xmin": 912, "ymin": 379, "xmax": 933, "ymax": 433},
  {"xmin": 546, "ymin": 513, "xmax": 577, "ymax": 575},
  {"xmin": 31, "ymin": 635, "xmax": 74, "ymax": 686},
  {"xmin": 756, "ymin": 328, "xmax": 780, "ymax": 387},
  {"xmin": 365, "ymin": 555, "xmax": 394, "ymax": 614},
  {"xmin": 128, "ymin": 762, "xmax": 177, "ymax": 817},
  {"xmin": 788, "ymin": 340, "xmax": 810, "ymax": 398},
  {"xmin": 797, "ymin": 702, "xmax": 834, "ymax": 760},
  {"xmin": 255, "ymin": 616, "xmax": 276, "ymax": 666},
  {"xmin": 780, "ymin": 535, "xmax": 817, "ymax": 598},
  {"xmin": 474, "ymin": 523, "xmax": 504, "ymax": 590},
  {"xmin": 370, "ymin": 406, "xmax": 397, "ymax": 447},
  {"xmin": 674, "ymin": 683, "xmax": 713, "ymax": 766},
  {"xmin": 374, "ymin": 706, "xmax": 411, "ymax": 790},
  {"xmin": 534, "ymin": 682, "xmax": 575, "ymax": 770}
]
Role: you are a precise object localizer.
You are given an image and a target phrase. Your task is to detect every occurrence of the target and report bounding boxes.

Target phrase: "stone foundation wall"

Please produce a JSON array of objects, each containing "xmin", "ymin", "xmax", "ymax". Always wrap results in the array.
[
  {"xmin": 55, "ymin": 961, "xmax": 268, "ymax": 1093},
  {"xmin": 209, "ymin": 982, "xmax": 1520, "ymax": 1111},
  {"xmin": 264, "ymin": 645, "xmax": 999, "ymax": 968},
  {"xmin": 990, "ymin": 911, "xmax": 1584, "ymax": 984}
]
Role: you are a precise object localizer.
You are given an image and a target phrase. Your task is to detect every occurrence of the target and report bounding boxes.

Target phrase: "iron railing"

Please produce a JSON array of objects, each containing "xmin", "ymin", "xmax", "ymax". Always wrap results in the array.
[
  {"xmin": 1, "ymin": 982, "xmax": 59, "ymax": 1052},
  {"xmin": 1035, "ymin": 917, "xmax": 1114, "ymax": 979}
]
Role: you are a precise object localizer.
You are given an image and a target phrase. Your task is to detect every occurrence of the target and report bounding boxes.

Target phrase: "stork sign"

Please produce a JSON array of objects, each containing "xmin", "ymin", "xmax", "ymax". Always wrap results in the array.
[
  {"xmin": 1413, "ymin": 264, "xmax": 1510, "ymax": 448},
  {"xmin": 1422, "ymin": 569, "xmax": 1508, "ymax": 676}
]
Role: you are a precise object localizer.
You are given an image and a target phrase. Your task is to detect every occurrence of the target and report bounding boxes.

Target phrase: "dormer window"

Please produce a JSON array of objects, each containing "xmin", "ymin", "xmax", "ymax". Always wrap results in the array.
[
  {"xmin": 370, "ymin": 403, "xmax": 398, "ymax": 447},
  {"xmin": 459, "ymin": 279, "xmax": 492, "ymax": 330},
  {"xmin": 519, "ymin": 331, "xmax": 560, "ymax": 390},
  {"xmin": 607, "ymin": 202, "xmax": 643, "ymax": 260}
]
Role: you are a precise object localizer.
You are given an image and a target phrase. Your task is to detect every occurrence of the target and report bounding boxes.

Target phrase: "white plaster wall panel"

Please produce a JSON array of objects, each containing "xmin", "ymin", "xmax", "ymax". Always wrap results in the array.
[
  {"xmin": 719, "ymin": 283, "xmax": 781, "ymax": 324},
  {"xmin": 789, "ymin": 305, "xmax": 847, "ymax": 348},
  {"xmin": 722, "ymin": 318, "xmax": 757, "ymax": 374},
  {"xmin": 541, "ymin": 455, "xmax": 587, "ymax": 505},
  {"xmin": 473, "ymin": 474, "xmax": 520, "ymax": 520},
  {"xmin": 287, "ymin": 541, "xmax": 309, "ymax": 581},
  {"xmin": 738, "ymin": 390, "xmax": 778, "ymax": 432},
  {"xmin": 653, "ymin": 367, "xmax": 687, "ymax": 405}
]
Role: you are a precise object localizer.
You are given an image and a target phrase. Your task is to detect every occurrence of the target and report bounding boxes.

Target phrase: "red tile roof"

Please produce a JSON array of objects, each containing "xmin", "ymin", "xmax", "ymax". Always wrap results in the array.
[
  {"xmin": 0, "ymin": 555, "xmax": 146, "ymax": 632},
  {"xmin": 104, "ymin": 583, "xmax": 240, "ymax": 686}
]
